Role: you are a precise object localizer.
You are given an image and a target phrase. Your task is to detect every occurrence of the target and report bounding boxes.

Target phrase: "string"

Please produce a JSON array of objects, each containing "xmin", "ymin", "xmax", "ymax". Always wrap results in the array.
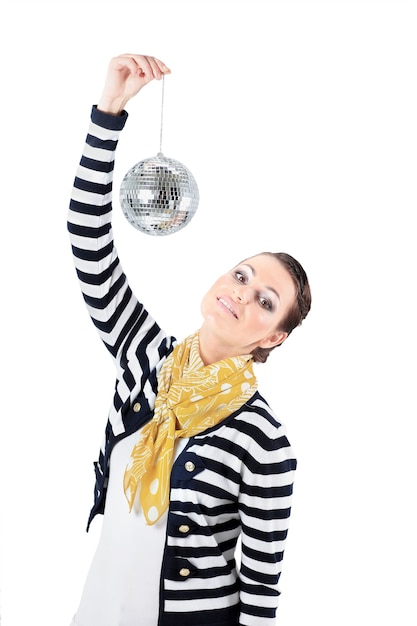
[{"xmin": 159, "ymin": 74, "xmax": 165, "ymax": 154}]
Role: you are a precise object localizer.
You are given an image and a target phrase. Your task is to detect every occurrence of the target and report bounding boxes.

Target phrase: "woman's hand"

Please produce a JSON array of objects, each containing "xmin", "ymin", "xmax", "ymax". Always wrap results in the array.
[{"xmin": 97, "ymin": 53, "xmax": 171, "ymax": 116}]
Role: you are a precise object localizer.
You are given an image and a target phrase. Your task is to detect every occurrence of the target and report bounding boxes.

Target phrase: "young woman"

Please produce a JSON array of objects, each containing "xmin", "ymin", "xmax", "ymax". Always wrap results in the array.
[{"xmin": 68, "ymin": 53, "xmax": 311, "ymax": 626}]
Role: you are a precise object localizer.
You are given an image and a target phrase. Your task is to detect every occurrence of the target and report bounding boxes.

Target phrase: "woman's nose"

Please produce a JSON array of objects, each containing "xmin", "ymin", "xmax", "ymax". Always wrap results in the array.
[{"xmin": 233, "ymin": 285, "xmax": 249, "ymax": 304}]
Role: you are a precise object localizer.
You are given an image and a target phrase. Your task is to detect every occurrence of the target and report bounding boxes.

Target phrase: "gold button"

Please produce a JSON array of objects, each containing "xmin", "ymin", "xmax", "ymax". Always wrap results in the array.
[
  {"xmin": 185, "ymin": 461, "xmax": 195, "ymax": 472},
  {"xmin": 179, "ymin": 568, "xmax": 190, "ymax": 577},
  {"xmin": 179, "ymin": 524, "xmax": 190, "ymax": 534},
  {"xmin": 133, "ymin": 402, "xmax": 141, "ymax": 413}
]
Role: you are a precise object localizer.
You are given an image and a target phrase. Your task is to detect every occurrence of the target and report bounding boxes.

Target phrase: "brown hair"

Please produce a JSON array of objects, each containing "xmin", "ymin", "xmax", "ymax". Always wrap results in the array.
[{"xmin": 251, "ymin": 252, "xmax": 312, "ymax": 363}]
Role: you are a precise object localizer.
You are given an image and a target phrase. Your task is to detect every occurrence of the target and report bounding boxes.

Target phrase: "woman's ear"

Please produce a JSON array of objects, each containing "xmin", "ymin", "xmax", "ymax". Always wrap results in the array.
[{"xmin": 259, "ymin": 331, "xmax": 288, "ymax": 350}]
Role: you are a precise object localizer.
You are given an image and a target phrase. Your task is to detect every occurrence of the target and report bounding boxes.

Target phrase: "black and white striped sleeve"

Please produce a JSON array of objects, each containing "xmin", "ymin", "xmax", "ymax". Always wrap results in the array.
[
  {"xmin": 67, "ymin": 106, "xmax": 149, "ymax": 362},
  {"xmin": 237, "ymin": 399, "xmax": 297, "ymax": 625}
]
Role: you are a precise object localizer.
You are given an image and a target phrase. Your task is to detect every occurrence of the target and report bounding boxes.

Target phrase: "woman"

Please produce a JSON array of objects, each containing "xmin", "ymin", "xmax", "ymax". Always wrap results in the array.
[{"xmin": 68, "ymin": 53, "xmax": 311, "ymax": 626}]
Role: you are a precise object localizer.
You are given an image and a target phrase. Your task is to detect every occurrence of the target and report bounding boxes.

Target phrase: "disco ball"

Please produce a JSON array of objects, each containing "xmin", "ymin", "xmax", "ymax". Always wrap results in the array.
[{"xmin": 119, "ymin": 153, "xmax": 199, "ymax": 236}]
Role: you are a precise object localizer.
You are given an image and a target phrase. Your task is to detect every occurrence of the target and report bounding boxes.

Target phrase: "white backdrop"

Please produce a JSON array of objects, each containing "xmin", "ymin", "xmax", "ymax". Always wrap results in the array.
[{"xmin": 0, "ymin": 0, "xmax": 416, "ymax": 624}]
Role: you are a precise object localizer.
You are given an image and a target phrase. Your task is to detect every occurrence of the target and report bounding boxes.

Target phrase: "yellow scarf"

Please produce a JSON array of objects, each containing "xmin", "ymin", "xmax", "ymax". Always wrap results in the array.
[{"xmin": 123, "ymin": 331, "xmax": 258, "ymax": 525}]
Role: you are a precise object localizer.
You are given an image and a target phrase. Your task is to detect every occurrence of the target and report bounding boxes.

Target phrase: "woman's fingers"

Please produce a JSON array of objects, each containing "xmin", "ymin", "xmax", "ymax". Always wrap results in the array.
[{"xmin": 113, "ymin": 54, "xmax": 171, "ymax": 81}]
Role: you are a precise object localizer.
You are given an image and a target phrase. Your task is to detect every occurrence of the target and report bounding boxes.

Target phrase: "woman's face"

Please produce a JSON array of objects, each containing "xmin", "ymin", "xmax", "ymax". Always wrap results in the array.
[{"xmin": 199, "ymin": 254, "xmax": 296, "ymax": 363}]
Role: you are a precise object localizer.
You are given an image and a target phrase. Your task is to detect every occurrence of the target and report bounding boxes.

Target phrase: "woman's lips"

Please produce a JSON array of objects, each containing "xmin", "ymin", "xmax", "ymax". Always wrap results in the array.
[{"xmin": 217, "ymin": 297, "xmax": 238, "ymax": 319}]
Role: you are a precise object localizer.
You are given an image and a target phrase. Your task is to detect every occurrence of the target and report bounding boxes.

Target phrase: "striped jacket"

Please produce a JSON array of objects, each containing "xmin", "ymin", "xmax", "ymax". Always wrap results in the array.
[{"xmin": 68, "ymin": 106, "xmax": 297, "ymax": 626}]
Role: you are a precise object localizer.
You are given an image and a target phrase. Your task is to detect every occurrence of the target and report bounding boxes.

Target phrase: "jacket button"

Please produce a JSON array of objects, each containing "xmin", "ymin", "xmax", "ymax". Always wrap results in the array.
[
  {"xmin": 179, "ymin": 524, "xmax": 190, "ymax": 534},
  {"xmin": 179, "ymin": 568, "xmax": 190, "ymax": 577},
  {"xmin": 133, "ymin": 402, "xmax": 141, "ymax": 413},
  {"xmin": 185, "ymin": 461, "xmax": 195, "ymax": 472}
]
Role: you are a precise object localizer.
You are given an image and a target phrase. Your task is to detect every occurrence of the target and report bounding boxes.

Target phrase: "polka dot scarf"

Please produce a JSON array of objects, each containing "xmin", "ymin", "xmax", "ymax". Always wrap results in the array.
[{"xmin": 123, "ymin": 331, "xmax": 258, "ymax": 525}]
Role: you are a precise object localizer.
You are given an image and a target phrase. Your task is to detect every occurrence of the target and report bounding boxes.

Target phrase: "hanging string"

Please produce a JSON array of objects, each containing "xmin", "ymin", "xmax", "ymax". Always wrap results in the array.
[{"xmin": 159, "ymin": 74, "xmax": 165, "ymax": 154}]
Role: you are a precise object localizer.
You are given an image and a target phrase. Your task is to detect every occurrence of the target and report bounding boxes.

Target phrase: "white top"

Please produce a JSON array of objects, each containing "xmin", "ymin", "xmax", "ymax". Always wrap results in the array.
[{"xmin": 72, "ymin": 431, "xmax": 188, "ymax": 626}]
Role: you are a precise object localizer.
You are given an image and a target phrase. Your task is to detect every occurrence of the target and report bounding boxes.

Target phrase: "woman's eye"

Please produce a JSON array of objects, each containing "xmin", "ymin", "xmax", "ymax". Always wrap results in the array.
[
  {"xmin": 258, "ymin": 295, "xmax": 272, "ymax": 310},
  {"xmin": 234, "ymin": 270, "xmax": 247, "ymax": 283}
]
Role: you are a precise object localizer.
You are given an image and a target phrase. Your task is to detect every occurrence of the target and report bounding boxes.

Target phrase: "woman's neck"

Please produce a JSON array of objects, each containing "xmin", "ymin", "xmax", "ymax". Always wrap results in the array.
[{"xmin": 197, "ymin": 326, "xmax": 245, "ymax": 366}]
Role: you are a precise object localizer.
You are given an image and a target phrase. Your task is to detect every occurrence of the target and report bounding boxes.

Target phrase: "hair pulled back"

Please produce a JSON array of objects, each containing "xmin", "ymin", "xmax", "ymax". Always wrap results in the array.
[{"xmin": 251, "ymin": 252, "xmax": 312, "ymax": 363}]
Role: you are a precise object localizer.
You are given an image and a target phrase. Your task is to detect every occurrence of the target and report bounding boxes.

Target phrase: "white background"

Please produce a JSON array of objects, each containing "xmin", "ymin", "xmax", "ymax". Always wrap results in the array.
[{"xmin": 0, "ymin": 0, "xmax": 416, "ymax": 624}]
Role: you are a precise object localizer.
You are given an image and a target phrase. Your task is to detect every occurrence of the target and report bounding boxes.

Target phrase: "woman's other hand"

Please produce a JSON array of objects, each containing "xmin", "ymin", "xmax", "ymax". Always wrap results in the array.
[{"xmin": 97, "ymin": 53, "xmax": 171, "ymax": 116}]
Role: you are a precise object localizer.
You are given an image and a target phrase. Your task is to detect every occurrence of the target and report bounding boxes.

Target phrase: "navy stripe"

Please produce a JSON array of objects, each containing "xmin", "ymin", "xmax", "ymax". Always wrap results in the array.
[
  {"xmin": 240, "ymin": 501, "xmax": 291, "ymax": 521},
  {"xmin": 77, "ymin": 259, "xmax": 119, "ymax": 287},
  {"xmin": 243, "ymin": 524, "xmax": 288, "ymax": 543},
  {"xmin": 89, "ymin": 105, "xmax": 128, "ymax": 130},
  {"xmin": 164, "ymin": 581, "xmax": 239, "ymax": 601},
  {"xmin": 86, "ymin": 133, "xmax": 118, "ymax": 151},
  {"xmin": 240, "ymin": 601, "xmax": 277, "ymax": 618},
  {"xmin": 229, "ymin": 417, "xmax": 292, "ymax": 452},
  {"xmin": 240, "ymin": 481, "xmax": 294, "ymax": 499},
  {"xmin": 240, "ymin": 563, "xmax": 279, "ymax": 586},
  {"xmin": 74, "ymin": 175, "xmax": 113, "ymax": 196},
  {"xmin": 71, "ymin": 241, "xmax": 113, "ymax": 263},
  {"xmin": 69, "ymin": 198, "xmax": 112, "ymax": 217},
  {"xmin": 240, "ymin": 582, "xmax": 279, "ymax": 597},
  {"xmin": 242, "ymin": 543, "xmax": 284, "ymax": 564},
  {"xmin": 80, "ymin": 155, "xmax": 114, "ymax": 173},
  {"xmin": 68, "ymin": 221, "xmax": 111, "ymax": 239}
]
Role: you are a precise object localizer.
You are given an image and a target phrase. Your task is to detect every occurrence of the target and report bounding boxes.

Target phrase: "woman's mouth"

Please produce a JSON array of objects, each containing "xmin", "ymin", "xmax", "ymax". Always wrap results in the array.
[{"xmin": 217, "ymin": 297, "xmax": 238, "ymax": 319}]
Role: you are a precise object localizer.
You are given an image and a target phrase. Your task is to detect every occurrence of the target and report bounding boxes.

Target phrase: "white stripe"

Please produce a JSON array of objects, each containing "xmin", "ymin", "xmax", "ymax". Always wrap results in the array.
[
  {"xmin": 240, "ymin": 509, "xmax": 291, "ymax": 532},
  {"xmin": 83, "ymin": 143, "xmax": 115, "ymax": 162},
  {"xmin": 236, "ymin": 411, "xmax": 289, "ymax": 440},
  {"xmin": 68, "ymin": 209, "xmax": 110, "ymax": 228},
  {"xmin": 68, "ymin": 231, "xmax": 114, "ymax": 251},
  {"xmin": 165, "ymin": 572, "xmax": 236, "ymax": 591},
  {"xmin": 241, "ymin": 554, "xmax": 281, "ymax": 576},
  {"xmin": 243, "ymin": 533, "xmax": 286, "ymax": 555},
  {"xmin": 71, "ymin": 186, "xmax": 112, "ymax": 206},
  {"xmin": 165, "ymin": 593, "xmax": 239, "ymax": 612},
  {"xmin": 238, "ymin": 492, "xmax": 293, "ymax": 512},
  {"xmin": 77, "ymin": 163, "xmax": 114, "ymax": 185},
  {"xmin": 89, "ymin": 120, "xmax": 123, "ymax": 142}
]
